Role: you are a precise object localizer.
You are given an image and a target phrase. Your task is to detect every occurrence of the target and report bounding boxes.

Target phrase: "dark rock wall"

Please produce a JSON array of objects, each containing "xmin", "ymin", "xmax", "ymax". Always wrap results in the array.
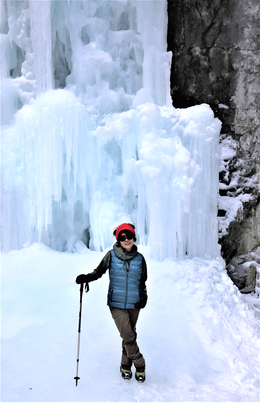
[{"xmin": 167, "ymin": 0, "xmax": 260, "ymax": 290}]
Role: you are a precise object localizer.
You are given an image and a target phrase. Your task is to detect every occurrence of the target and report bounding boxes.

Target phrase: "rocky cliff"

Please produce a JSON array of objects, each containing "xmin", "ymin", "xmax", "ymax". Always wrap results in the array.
[{"xmin": 167, "ymin": 0, "xmax": 260, "ymax": 292}]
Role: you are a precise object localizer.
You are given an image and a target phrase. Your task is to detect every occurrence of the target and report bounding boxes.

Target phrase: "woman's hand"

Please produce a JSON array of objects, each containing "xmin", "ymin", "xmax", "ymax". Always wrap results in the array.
[
  {"xmin": 135, "ymin": 294, "xmax": 147, "ymax": 309},
  {"xmin": 75, "ymin": 274, "xmax": 91, "ymax": 284}
]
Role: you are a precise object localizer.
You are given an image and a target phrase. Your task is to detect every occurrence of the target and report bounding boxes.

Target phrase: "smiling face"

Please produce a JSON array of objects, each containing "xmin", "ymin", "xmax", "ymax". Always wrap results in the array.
[{"xmin": 119, "ymin": 231, "xmax": 134, "ymax": 252}]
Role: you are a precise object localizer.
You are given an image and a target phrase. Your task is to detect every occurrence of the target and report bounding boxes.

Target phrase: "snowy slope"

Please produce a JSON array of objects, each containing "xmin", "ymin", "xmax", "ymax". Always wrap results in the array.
[{"xmin": 1, "ymin": 244, "xmax": 260, "ymax": 402}]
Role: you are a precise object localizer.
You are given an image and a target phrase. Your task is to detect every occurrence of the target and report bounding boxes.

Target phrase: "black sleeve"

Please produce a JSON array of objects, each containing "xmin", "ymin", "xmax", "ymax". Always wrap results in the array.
[
  {"xmin": 88, "ymin": 251, "xmax": 111, "ymax": 281},
  {"xmin": 140, "ymin": 257, "xmax": 147, "ymax": 295}
]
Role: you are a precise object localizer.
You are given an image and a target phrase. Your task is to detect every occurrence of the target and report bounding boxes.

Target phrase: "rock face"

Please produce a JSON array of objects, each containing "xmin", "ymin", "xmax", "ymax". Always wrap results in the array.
[{"xmin": 167, "ymin": 0, "xmax": 260, "ymax": 291}]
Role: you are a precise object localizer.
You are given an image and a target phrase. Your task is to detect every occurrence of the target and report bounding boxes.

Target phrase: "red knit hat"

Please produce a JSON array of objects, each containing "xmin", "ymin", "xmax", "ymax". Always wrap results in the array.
[{"xmin": 115, "ymin": 223, "xmax": 136, "ymax": 240}]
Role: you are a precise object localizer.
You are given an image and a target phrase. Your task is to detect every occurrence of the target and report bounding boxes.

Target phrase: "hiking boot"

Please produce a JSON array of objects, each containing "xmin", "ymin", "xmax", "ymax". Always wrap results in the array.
[
  {"xmin": 135, "ymin": 366, "xmax": 145, "ymax": 383},
  {"xmin": 120, "ymin": 364, "xmax": 132, "ymax": 380}
]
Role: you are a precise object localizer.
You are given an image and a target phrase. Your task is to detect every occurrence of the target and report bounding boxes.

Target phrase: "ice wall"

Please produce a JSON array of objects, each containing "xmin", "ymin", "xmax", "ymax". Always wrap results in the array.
[{"xmin": 1, "ymin": 0, "xmax": 221, "ymax": 259}]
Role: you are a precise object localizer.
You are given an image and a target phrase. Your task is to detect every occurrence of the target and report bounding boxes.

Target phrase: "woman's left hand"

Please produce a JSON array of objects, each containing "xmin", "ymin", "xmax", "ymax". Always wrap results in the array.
[{"xmin": 135, "ymin": 294, "xmax": 147, "ymax": 309}]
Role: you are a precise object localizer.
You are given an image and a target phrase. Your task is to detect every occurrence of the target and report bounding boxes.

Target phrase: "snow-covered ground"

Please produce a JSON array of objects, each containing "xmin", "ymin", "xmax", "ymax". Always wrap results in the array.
[{"xmin": 1, "ymin": 244, "xmax": 260, "ymax": 402}]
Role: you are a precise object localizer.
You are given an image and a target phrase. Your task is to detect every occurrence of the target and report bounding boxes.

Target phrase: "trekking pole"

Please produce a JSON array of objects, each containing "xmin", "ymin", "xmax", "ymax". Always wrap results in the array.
[{"xmin": 74, "ymin": 282, "xmax": 89, "ymax": 386}]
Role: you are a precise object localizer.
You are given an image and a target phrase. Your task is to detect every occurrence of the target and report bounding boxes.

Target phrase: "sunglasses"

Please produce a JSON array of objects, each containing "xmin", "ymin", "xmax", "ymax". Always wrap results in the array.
[{"xmin": 119, "ymin": 232, "xmax": 134, "ymax": 242}]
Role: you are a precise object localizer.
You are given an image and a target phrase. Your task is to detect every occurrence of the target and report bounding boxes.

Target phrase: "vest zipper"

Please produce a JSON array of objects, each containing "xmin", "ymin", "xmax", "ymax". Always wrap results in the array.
[{"xmin": 124, "ymin": 261, "xmax": 129, "ymax": 309}]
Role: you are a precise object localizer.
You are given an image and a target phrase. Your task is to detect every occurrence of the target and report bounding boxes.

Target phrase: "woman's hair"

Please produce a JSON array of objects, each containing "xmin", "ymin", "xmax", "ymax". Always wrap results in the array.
[{"xmin": 113, "ymin": 223, "xmax": 136, "ymax": 242}]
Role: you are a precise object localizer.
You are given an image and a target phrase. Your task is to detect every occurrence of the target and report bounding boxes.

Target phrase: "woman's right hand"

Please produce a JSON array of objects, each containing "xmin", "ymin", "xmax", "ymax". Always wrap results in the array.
[{"xmin": 75, "ymin": 274, "xmax": 91, "ymax": 284}]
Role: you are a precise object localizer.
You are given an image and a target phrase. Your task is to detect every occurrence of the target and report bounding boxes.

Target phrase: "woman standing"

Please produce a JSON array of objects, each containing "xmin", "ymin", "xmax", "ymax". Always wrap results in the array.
[{"xmin": 75, "ymin": 223, "xmax": 148, "ymax": 383}]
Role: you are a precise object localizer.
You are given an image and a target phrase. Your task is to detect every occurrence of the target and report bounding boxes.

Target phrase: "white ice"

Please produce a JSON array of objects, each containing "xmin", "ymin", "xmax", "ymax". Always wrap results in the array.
[{"xmin": 1, "ymin": 0, "xmax": 220, "ymax": 260}]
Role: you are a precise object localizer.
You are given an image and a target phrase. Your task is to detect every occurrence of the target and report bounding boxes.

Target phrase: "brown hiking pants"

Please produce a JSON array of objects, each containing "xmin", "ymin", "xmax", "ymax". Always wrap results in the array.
[{"xmin": 110, "ymin": 307, "xmax": 145, "ymax": 368}]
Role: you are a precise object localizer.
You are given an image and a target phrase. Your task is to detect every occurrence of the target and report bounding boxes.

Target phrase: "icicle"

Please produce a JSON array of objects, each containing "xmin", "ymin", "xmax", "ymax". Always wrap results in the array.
[{"xmin": 29, "ymin": 0, "xmax": 53, "ymax": 95}]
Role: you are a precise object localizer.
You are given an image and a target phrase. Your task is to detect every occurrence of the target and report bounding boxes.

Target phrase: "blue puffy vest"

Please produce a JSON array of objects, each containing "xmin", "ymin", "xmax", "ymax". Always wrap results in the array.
[{"xmin": 107, "ymin": 249, "xmax": 143, "ymax": 309}]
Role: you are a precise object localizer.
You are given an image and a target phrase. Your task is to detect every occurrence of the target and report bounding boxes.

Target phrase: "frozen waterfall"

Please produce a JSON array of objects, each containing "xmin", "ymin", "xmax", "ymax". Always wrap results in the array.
[{"xmin": 1, "ymin": 0, "xmax": 221, "ymax": 260}]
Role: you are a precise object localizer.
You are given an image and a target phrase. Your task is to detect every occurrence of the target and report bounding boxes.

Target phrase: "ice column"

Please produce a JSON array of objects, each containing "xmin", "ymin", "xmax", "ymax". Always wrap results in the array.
[
  {"xmin": 29, "ymin": 0, "xmax": 53, "ymax": 94},
  {"xmin": 135, "ymin": 0, "xmax": 172, "ymax": 106}
]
